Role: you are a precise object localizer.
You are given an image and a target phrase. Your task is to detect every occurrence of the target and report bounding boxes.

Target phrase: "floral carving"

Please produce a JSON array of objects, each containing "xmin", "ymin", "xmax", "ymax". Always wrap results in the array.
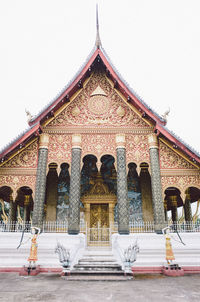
[
  {"xmin": 47, "ymin": 71, "xmax": 150, "ymax": 129},
  {"xmin": 161, "ymin": 175, "xmax": 200, "ymax": 191},
  {"xmin": 2, "ymin": 141, "xmax": 38, "ymax": 168},
  {"xmin": 0, "ymin": 175, "xmax": 36, "ymax": 191},
  {"xmin": 82, "ymin": 134, "xmax": 115, "ymax": 158},
  {"xmin": 48, "ymin": 134, "xmax": 72, "ymax": 165},
  {"xmin": 159, "ymin": 141, "xmax": 195, "ymax": 169},
  {"xmin": 126, "ymin": 135, "xmax": 150, "ymax": 164}
]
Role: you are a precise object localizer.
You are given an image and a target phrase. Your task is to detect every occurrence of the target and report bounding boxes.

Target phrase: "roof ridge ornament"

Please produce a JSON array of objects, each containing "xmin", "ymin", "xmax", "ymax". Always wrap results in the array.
[{"xmin": 95, "ymin": 4, "xmax": 102, "ymax": 49}]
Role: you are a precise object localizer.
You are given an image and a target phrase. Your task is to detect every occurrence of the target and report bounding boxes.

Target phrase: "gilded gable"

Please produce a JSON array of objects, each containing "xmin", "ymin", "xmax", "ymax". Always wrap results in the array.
[
  {"xmin": 1, "ymin": 140, "xmax": 38, "ymax": 169},
  {"xmin": 159, "ymin": 141, "xmax": 196, "ymax": 169},
  {"xmin": 46, "ymin": 71, "xmax": 152, "ymax": 129}
]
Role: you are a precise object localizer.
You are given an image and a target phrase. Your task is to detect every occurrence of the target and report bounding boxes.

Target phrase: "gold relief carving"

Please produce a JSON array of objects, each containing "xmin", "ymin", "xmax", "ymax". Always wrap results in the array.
[
  {"xmin": 161, "ymin": 175, "xmax": 200, "ymax": 192},
  {"xmin": 0, "ymin": 175, "xmax": 36, "ymax": 191},
  {"xmin": 126, "ymin": 135, "xmax": 150, "ymax": 164},
  {"xmin": 90, "ymin": 85, "xmax": 107, "ymax": 96},
  {"xmin": 82, "ymin": 134, "xmax": 115, "ymax": 158},
  {"xmin": 116, "ymin": 106, "xmax": 125, "ymax": 117},
  {"xmin": 84, "ymin": 71, "xmax": 112, "ymax": 97},
  {"xmin": 71, "ymin": 106, "xmax": 80, "ymax": 117},
  {"xmin": 48, "ymin": 134, "xmax": 72, "ymax": 164},
  {"xmin": 46, "ymin": 71, "xmax": 151, "ymax": 129},
  {"xmin": 159, "ymin": 141, "xmax": 196, "ymax": 169},
  {"xmin": 2, "ymin": 141, "xmax": 38, "ymax": 168},
  {"xmin": 88, "ymin": 95, "xmax": 110, "ymax": 115}
]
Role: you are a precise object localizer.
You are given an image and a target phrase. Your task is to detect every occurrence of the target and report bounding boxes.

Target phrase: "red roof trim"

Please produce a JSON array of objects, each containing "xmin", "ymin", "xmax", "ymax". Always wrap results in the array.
[
  {"xmin": 97, "ymin": 49, "xmax": 165, "ymax": 126},
  {"xmin": 156, "ymin": 123, "xmax": 200, "ymax": 164},
  {"xmin": 29, "ymin": 49, "xmax": 99, "ymax": 126},
  {"xmin": 0, "ymin": 123, "xmax": 40, "ymax": 159}
]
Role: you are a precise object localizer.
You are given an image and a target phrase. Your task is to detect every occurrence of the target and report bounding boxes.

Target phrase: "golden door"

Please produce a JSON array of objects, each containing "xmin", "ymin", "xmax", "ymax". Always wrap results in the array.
[{"xmin": 90, "ymin": 204, "xmax": 109, "ymax": 228}]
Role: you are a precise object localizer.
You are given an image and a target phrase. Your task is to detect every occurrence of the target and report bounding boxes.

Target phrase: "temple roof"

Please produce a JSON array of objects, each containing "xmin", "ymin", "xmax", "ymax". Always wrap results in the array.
[{"xmin": 0, "ymin": 19, "xmax": 200, "ymax": 166}]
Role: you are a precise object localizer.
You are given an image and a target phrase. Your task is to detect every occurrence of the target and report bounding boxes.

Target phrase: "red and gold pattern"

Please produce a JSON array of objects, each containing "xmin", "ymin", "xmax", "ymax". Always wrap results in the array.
[
  {"xmin": 126, "ymin": 134, "xmax": 150, "ymax": 165},
  {"xmin": 47, "ymin": 72, "xmax": 150, "ymax": 129},
  {"xmin": 0, "ymin": 175, "xmax": 36, "ymax": 192},
  {"xmin": 159, "ymin": 141, "xmax": 195, "ymax": 169},
  {"xmin": 1, "ymin": 141, "xmax": 38, "ymax": 169},
  {"xmin": 47, "ymin": 134, "xmax": 72, "ymax": 165}
]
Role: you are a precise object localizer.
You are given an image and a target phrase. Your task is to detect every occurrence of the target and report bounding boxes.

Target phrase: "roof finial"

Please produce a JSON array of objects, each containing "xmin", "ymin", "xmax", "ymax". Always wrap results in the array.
[{"xmin": 95, "ymin": 4, "xmax": 102, "ymax": 48}]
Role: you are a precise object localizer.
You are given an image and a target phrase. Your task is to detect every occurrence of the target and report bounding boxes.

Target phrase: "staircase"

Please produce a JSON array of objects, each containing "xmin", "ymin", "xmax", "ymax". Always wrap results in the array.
[{"xmin": 65, "ymin": 248, "xmax": 132, "ymax": 281}]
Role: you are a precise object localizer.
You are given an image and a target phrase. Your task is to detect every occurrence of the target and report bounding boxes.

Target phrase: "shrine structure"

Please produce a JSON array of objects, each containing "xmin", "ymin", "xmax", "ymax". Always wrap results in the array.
[{"xmin": 0, "ymin": 11, "xmax": 200, "ymax": 238}]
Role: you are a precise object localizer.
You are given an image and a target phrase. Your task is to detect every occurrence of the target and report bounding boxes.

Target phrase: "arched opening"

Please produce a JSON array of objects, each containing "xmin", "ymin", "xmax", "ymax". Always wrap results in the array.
[
  {"xmin": 128, "ymin": 162, "xmax": 142, "ymax": 222},
  {"xmin": 185, "ymin": 187, "xmax": 200, "ymax": 223},
  {"xmin": 16, "ymin": 186, "xmax": 33, "ymax": 223},
  {"xmin": 45, "ymin": 163, "xmax": 58, "ymax": 221},
  {"xmin": 0, "ymin": 186, "xmax": 12, "ymax": 223},
  {"xmin": 57, "ymin": 163, "xmax": 70, "ymax": 222},
  {"xmin": 164, "ymin": 187, "xmax": 183, "ymax": 223},
  {"xmin": 139, "ymin": 162, "xmax": 153, "ymax": 222}
]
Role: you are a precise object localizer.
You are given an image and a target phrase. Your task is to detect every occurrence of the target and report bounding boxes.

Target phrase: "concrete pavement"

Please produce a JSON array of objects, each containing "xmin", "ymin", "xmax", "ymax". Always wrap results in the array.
[{"xmin": 0, "ymin": 273, "xmax": 200, "ymax": 302}]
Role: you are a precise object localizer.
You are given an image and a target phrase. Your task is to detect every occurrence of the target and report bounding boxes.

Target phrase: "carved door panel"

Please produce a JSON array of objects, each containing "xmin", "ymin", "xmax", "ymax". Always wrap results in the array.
[{"xmin": 90, "ymin": 204, "xmax": 109, "ymax": 228}]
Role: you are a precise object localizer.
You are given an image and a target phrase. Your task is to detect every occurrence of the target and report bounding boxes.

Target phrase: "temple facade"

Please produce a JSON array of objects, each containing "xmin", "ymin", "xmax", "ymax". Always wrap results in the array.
[{"xmin": 0, "ymin": 39, "xmax": 200, "ymax": 236}]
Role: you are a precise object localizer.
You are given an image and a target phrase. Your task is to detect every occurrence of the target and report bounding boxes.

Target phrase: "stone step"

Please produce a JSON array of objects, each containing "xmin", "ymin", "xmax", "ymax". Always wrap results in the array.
[
  {"xmin": 74, "ymin": 266, "xmax": 122, "ymax": 272},
  {"xmin": 63, "ymin": 275, "xmax": 133, "ymax": 281},
  {"xmin": 70, "ymin": 270, "xmax": 125, "ymax": 275}
]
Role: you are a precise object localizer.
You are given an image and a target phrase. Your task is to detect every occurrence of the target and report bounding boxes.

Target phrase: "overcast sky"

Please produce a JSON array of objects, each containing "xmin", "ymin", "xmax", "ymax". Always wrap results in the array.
[{"xmin": 0, "ymin": 0, "xmax": 200, "ymax": 153}]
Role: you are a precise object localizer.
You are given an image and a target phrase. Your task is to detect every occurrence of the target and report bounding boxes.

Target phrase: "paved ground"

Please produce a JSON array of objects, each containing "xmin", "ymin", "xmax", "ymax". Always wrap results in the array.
[{"xmin": 0, "ymin": 273, "xmax": 200, "ymax": 302}]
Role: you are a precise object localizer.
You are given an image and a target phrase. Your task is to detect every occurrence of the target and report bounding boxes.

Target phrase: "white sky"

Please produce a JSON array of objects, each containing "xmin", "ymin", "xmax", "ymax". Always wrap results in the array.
[{"xmin": 0, "ymin": 0, "xmax": 200, "ymax": 153}]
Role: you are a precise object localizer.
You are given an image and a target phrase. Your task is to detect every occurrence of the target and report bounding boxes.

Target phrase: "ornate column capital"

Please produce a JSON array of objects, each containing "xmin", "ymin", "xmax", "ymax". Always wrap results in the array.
[
  {"xmin": 39, "ymin": 133, "xmax": 49, "ymax": 149},
  {"xmin": 72, "ymin": 134, "xmax": 82, "ymax": 149},
  {"xmin": 148, "ymin": 133, "xmax": 158, "ymax": 149},
  {"xmin": 116, "ymin": 134, "xmax": 126, "ymax": 149}
]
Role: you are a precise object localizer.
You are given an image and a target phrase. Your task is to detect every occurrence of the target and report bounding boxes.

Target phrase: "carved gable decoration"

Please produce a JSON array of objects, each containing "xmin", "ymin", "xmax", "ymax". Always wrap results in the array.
[
  {"xmin": 159, "ymin": 141, "xmax": 196, "ymax": 169},
  {"xmin": 47, "ymin": 71, "xmax": 151, "ymax": 129},
  {"xmin": 1, "ymin": 141, "xmax": 38, "ymax": 168}
]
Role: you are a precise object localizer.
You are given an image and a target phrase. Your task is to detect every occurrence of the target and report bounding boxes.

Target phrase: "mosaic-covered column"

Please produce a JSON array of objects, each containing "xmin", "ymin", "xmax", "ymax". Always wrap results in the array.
[
  {"xmin": 68, "ymin": 134, "xmax": 82, "ymax": 235},
  {"xmin": 148, "ymin": 134, "xmax": 166, "ymax": 233},
  {"xmin": 116, "ymin": 134, "xmax": 129, "ymax": 234},
  {"xmin": 32, "ymin": 133, "xmax": 49, "ymax": 228},
  {"xmin": 184, "ymin": 192, "xmax": 192, "ymax": 222}
]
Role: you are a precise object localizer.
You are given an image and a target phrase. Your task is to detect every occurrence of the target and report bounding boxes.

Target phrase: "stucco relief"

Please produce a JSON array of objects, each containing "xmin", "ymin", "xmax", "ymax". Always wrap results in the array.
[
  {"xmin": 126, "ymin": 135, "xmax": 150, "ymax": 164},
  {"xmin": 48, "ymin": 134, "xmax": 72, "ymax": 165},
  {"xmin": 82, "ymin": 134, "xmax": 115, "ymax": 159},
  {"xmin": 159, "ymin": 141, "xmax": 195, "ymax": 169},
  {"xmin": 47, "ymin": 71, "xmax": 150, "ymax": 129},
  {"xmin": 2, "ymin": 141, "xmax": 38, "ymax": 169},
  {"xmin": 0, "ymin": 175, "xmax": 36, "ymax": 192},
  {"xmin": 161, "ymin": 175, "xmax": 200, "ymax": 193}
]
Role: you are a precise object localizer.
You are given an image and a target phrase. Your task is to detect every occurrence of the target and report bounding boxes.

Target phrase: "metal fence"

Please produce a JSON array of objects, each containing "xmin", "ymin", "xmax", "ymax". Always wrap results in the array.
[{"xmin": 0, "ymin": 221, "xmax": 200, "ymax": 233}]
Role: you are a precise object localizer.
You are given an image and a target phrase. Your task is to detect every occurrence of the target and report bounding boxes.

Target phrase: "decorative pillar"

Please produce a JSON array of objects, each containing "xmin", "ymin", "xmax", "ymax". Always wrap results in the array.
[
  {"xmin": 24, "ymin": 195, "xmax": 31, "ymax": 222},
  {"xmin": 169, "ymin": 195, "xmax": 178, "ymax": 223},
  {"xmin": 148, "ymin": 134, "xmax": 166, "ymax": 233},
  {"xmin": 68, "ymin": 134, "xmax": 82, "ymax": 234},
  {"xmin": 116, "ymin": 134, "xmax": 129, "ymax": 234},
  {"xmin": 184, "ymin": 192, "xmax": 192, "ymax": 222},
  {"xmin": 32, "ymin": 133, "xmax": 49, "ymax": 228}
]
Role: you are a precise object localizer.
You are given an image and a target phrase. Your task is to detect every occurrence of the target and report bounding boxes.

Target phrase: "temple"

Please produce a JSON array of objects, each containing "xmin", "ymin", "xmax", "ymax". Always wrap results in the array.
[{"xmin": 0, "ymin": 10, "xmax": 200, "ymax": 240}]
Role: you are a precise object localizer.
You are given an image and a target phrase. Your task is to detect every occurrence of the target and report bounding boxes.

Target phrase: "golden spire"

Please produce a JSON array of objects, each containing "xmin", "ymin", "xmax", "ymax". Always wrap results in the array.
[{"xmin": 95, "ymin": 4, "xmax": 102, "ymax": 48}]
